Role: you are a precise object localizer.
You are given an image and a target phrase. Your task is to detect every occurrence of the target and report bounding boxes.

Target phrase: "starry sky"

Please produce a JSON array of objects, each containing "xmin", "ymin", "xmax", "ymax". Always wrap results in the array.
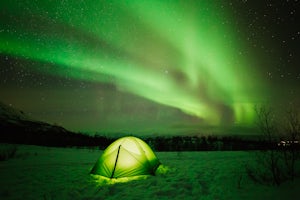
[{"xmin": 0, "ymin": 0, "xmax": 299, "ymax": 136}]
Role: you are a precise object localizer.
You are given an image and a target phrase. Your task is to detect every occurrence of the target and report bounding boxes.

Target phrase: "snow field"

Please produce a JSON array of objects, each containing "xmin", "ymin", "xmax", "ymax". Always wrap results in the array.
[{"xmin": 0, "ymin": 145, "xmax": 299, "ymax": 200}]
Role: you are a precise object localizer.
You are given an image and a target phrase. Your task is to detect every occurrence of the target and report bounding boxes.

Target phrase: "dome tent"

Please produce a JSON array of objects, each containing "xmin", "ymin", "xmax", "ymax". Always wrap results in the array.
[{"xmin": 90, "ymin": 136, "xmax": 160, "ymax": 178}]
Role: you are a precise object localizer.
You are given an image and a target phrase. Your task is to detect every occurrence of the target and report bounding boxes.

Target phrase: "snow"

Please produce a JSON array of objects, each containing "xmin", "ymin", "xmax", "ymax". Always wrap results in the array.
[{"xmin": 0, "ymin": 144, "xmax": 299, "ymax": 200}]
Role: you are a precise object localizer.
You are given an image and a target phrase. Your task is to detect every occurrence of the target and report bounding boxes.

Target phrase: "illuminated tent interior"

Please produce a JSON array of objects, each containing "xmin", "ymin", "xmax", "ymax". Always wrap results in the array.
[{"xmin": 90, "ymin": 136, "xmax": 160, "ymax": 178}]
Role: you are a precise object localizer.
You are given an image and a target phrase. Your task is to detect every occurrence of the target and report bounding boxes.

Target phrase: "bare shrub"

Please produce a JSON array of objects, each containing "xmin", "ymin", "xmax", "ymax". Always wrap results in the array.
[
  {"xmin": 247, "ymin": 106, "xmax": 300, "ymax": 186},
  {"xmin": 246, "ymin": 150, "xmax": 285, "ymax": 186},
  {"xmin": 254, "ymin": 106, "xmax": 283, "ymax": 185}
]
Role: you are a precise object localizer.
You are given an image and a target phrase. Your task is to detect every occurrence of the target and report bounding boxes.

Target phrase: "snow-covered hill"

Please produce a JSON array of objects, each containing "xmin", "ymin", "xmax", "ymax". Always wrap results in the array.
[
  {"xmin": 0, "ymin": 102, "xmax": 77, "ymax": 146},
  {"xmin": 0, "ymin": 101, "xmax": 63, "ymax": 129},
  {"xmin": 0, "ymin": 102, "xmax": 28, "ymax": 121}
]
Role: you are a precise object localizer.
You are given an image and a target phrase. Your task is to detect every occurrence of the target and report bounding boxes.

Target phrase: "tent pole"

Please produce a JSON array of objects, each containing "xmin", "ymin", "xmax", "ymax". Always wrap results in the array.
[{"xmin": 111, "ymin": 145, "xmax": 121, "ymax": 178}]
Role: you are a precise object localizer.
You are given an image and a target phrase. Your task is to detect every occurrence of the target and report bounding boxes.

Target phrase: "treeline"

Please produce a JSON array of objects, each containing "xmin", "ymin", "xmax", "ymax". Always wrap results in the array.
[
  {"xmin": 1, "ymin": 120, "xmax": 280, "ymax": 151},
  {"xmin": 144, "ymin": 135, "xmax": 276, "ymax": 151}
]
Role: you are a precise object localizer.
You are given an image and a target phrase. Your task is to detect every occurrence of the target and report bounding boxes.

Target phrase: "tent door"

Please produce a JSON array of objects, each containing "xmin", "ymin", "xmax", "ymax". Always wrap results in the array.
[{"xmin": 111, "ymin": 145, "xmax": 121, "ymax": 178}]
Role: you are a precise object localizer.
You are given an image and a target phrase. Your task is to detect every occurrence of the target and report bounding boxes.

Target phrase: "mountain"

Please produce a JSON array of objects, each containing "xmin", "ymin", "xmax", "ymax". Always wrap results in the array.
[
  {"xmin": 0, "ymin": 102, "xmax": 109, "ymax": 147},
  {"xmin": 0, "ymin": 101, "xmax": 71, "ymax": 132},
  {"xmin": 0, "ymin": 102, "xmax": 28, "ymax": 121}
]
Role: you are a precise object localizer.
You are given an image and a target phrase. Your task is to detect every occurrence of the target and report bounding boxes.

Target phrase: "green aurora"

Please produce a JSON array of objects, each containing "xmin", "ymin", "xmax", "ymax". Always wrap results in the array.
[{"xmin": 0, "ymin": 1, "xmax": 271, "ymax": 134}]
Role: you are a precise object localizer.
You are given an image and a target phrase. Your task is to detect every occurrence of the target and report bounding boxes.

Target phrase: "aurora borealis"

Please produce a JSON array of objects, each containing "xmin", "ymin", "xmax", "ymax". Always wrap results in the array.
[{"xmin": 1, "ymin": 1, "xmax": 299, "ymax": 135}]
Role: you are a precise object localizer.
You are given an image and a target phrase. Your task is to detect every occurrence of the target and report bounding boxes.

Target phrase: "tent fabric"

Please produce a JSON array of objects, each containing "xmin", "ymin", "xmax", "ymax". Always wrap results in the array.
[{"xmin": 90, "ymin": 136, "xmax": 160, "ymax": 178}]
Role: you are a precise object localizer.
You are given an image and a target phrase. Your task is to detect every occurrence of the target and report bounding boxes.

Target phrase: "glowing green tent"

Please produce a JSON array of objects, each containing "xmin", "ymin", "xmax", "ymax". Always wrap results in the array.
[{"xmin": 90, "ymin": 136, "xmax": 160, "ymax": 178}]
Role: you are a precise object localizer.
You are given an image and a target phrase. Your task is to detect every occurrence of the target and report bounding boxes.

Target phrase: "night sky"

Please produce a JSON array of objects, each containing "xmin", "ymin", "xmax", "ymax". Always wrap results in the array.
[{"xmin": 0, "ymin": 0, "xmax": 299, "ymax": 136}]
